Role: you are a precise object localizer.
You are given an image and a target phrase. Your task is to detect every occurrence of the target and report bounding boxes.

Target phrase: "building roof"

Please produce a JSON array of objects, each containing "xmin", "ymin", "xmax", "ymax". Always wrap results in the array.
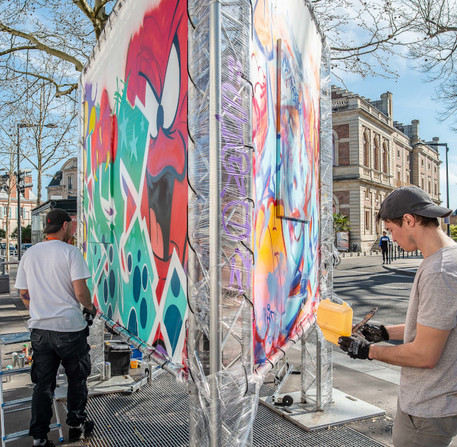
[
  {"xmin": 32, "ymin": 198, "xmax": 77, "ymax": 215},
  {"xmin": 48, "ymin": 170, "xmax": 63, "ymax": 187}
]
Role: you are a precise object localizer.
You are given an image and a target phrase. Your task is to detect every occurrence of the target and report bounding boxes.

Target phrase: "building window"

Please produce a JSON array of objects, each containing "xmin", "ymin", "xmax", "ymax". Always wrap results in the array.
[
  {"xmin": 68, "ymin": 176, "xmax": 73, "ymax": 191},
  {"xmin": 428, "ymin": 180, "xmax": 431, "ymax": 193},
  {"xmin": 421, "ymin": 177, "xmax": 424, "ymax": 188},
  {"xmin": 397, "ymin": 149, "xmax": 400, "ymax": 157},
  {"xmin": 382, "ymin": 142, "xmax": 388, "ymax": 174},
  {"xmin": 373, "ymin": 136, "xmax": 380, "ymax": 171},
  {"xmin": 365, "ymin": 210, "xmax": 370, "ymax": 233},
  {"xmin": 435, "ymin": 183, "xmax": 438, "ymax": 195},
  {"xmin": 363, "ymin": 131, "xmax": 370, "ymax": 167},
  {"xmin": 365, "ymin": 188, "xmax": 369, "ymax": 199},
  {"xmin": 421, "ymin": 158, "xmax": 424, "ymax": 167}
]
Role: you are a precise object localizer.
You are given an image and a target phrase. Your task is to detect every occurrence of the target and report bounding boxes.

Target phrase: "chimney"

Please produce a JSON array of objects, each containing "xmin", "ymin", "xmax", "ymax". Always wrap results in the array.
[
  {"xmin": 411, "ymin": 119, "xmax": 420, "ymax": 143},
  {"xmin": 381, "ymin": 92, "xmax": 393, "ymax": 117}
]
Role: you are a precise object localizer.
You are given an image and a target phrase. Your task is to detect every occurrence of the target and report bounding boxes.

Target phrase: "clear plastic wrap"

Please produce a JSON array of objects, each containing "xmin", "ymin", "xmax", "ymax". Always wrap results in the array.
[
  {"xmin": 319, "ymin": 41, "xmax": 334, "ymax": 304},
  {"xmin": 315, "ymin": 37, "xmax": 335, "ymax": 408},
  {"xmin": 301, "ymin": 323, "xmax": 333, "ymax": 410},
  {"xmin": 189, "ymin": 364, "xmax": 262, "ymax": 446},
  {"xmin": 98, "ymin": 312, "xmax": 186, "ymax": 382},
  {"xmin": 188, "ymin": 0, "xmax": 255, "ymax": 444},
  {"xmin": 87, "ymin": 314, "xmax": 105, "ymax": 380}
]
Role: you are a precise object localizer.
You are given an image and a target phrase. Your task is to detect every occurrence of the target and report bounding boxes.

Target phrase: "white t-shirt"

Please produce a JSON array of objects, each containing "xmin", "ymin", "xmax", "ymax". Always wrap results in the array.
[{"xmin": 15, "ymin": 240, "xmax": 91, "ymax": 332}]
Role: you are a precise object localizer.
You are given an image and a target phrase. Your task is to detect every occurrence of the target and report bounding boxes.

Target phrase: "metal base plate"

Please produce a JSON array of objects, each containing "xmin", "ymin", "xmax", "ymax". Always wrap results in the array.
[
  {"xmin": 55, "ymin": 375, "xmax": 138, "ymax": 401},
  {"xmin": 261, "ymin": 389, "xmax": 385, "ymax": 431}
]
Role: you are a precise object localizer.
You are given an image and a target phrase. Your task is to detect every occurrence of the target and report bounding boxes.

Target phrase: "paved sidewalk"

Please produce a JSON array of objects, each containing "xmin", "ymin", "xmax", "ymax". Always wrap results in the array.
[
  {"xmin": 383, "ymin": 257, "xmax": 422, "ymax": 276},
  {"xmin": 2, "ymin": 260, "xmax": 456, "ymax": 447}
]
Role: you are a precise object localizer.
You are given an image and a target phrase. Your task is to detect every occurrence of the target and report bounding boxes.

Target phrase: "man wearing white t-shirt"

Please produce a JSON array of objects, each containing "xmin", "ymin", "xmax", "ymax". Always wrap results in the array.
[{"xmin": 15, "ymin": 209, "xmax": 96, "ymax": 447}]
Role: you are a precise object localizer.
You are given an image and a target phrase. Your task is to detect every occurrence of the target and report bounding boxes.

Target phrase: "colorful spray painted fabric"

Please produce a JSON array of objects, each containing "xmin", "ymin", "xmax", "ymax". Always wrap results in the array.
[
  {"xmin": 82, "ymin": 0, "xmax": 188, "ymax": 363},
  {"xmin": 251, "ymin": 0, "xmax": 322, "ymax": 363}
]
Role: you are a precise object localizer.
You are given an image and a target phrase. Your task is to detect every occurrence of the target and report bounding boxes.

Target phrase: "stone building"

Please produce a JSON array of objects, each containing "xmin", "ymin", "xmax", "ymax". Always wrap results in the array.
[
  {"xmin": 46, "ymin": 157, "xmax": 77, "ymax": 200},
  {"xmin": 332, "ymin": 86, "xmax": 441, "ymax": 252},
  {"xmin": 0, "ymin": 173, "xmax": 36, "ymax": 239}
]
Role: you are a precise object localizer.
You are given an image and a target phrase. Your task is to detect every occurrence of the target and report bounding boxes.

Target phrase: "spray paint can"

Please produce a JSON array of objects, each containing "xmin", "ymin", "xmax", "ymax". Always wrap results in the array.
[
  {"xmin": 12, "ymin": 352, "xmax": 18, "ymax": 368},
  {"xmin": 4, "ymin": 365, "xmax": 13, "ymax": 382},
  {"xmin": 104, "ymin": 362, "xmax": 111, "ymax": 380},
  {"xmin": 18, "ymin": 354, "xmax": 25, "ymax": 368}
]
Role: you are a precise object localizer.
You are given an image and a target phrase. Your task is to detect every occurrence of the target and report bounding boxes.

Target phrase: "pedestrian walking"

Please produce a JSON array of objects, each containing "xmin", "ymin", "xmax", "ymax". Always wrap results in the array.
[
  {"xmin": 338, "ymin": 186, "xmax": 457, "ymax": 447},
  {"xmin": 379, "ymin": 230, "xmax": 390, "ymax": 264},
  {"xmin": 14, "ymin": 209, "xmax": 96, "ymax": 447}
]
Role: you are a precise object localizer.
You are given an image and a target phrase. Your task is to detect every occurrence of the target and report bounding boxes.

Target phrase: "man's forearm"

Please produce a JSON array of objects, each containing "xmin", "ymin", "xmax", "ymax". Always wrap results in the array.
[
  {"xmin": 76, "ymin": 288, "xmax": 93, "ymax": 309},
  {"xmin": 369, "ymin": 342, "xmax": 435, "ymax": 368},
  {"xmin": 19, "ymin": 289, "xmax": 30, "ymax": 310},
  {"xmin": 385, "ymin": 324, "xmax": 405, "ymax": 341},
  {"xmin": 72, "ymin": 279, "xmax": 93, "ymax": 309}
]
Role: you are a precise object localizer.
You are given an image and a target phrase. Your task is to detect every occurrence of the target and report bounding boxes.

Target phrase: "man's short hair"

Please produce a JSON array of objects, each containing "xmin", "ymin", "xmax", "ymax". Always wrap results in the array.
[
  {"xmin": 43, "ymin": 209, "xmax": 72, "ymax": 234},
  {"xmin": 377, "ymin": 186, "xmax": 452, "ymax": 224},
  {"xmin": 386, "ymin": 214, "xmax": 439, "ymax": 228}
]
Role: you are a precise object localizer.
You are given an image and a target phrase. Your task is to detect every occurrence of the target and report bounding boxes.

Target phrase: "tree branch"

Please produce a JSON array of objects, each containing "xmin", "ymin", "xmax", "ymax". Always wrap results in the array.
[
  {"xmin": 0, "ymin": 21, "xmax": 84, "ymax": 71},
  {"xmin": 0, "ymin": 45, "xmax": 37, "ymax": 57}
]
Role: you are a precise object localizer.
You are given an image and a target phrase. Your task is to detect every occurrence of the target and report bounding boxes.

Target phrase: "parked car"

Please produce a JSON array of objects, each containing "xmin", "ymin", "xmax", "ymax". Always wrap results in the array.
[
  {"xmin": 0, "ymin": 243, "xmax": 16, "ymax": 255},
  {"xmin": 21, "ymin": 243, "xmax": 33, "ymax": 253}
]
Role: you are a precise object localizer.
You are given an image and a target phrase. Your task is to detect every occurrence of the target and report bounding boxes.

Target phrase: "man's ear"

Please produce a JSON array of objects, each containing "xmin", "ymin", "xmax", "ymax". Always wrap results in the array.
[{"xmin": 403, "ymin": 213, "xmax": 415, "ymax": 227}]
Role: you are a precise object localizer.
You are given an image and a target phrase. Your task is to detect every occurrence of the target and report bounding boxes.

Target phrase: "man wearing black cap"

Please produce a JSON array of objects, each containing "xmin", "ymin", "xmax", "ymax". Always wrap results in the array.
[
  {"xmin": 338, "ymin": 186, "xmax": 457, "ymax": 447},
  {"xmin": 15, "ymin": 209, "xmax": 96, "ymax": 447}
]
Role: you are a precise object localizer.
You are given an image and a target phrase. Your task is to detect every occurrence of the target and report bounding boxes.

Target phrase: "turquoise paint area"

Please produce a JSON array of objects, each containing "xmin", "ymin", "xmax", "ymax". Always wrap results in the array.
[{"xmin": 83, "ymin": 79, "xmax": 187, "ymax": 361}]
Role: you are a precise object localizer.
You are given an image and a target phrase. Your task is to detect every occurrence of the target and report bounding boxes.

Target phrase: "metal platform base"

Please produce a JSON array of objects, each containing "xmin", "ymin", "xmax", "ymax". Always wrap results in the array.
[
  {"xmin": 80, "ymin": 372, "xmax": 386, "ymax": 447},
  {"xmin": 55, "ymin": 375, "xmax": 138, "ymax": 401},
  {"xmin": 261, "ymin": 389, "xmax": 385, "ymax": 431}
]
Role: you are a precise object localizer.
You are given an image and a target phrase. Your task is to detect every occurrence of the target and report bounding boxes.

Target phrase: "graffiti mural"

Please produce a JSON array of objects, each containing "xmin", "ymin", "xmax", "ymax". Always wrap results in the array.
[
  {"xmin": 252, "ymin": 0, "xmax": 322, "ymax": 363},
  {"xmin": 81, "ymin": 0, "xmax": 188, "ymax": 362}
]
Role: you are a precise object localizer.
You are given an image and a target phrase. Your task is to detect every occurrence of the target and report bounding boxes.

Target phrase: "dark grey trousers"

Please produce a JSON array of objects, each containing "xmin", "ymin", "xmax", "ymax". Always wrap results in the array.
[{"xmin": 393, "ymin": 401, "xmax": 457, "ymax": 447}]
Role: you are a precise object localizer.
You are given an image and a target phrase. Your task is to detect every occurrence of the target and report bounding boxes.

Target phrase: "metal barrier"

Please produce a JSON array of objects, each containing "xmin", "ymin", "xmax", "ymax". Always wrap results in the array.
[
  {"xmin": 0, "ymin": 262, "xmax": 18, "ymax": 295},
  {"xmin": 387, "ymin": 243, "xmax": 421, "ymax": 264}
]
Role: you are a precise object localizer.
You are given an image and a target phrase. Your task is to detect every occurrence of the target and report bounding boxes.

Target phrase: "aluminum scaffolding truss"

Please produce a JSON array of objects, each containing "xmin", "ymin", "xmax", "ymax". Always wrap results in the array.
[{"xmin": 188, "ymin": 0, "xmax": 256, "ymax": 445}]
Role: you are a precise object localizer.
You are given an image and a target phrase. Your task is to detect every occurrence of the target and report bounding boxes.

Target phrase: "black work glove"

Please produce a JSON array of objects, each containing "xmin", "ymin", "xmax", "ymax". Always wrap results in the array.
[
  {"xmin": 359, "ymin": 324, "xmax": 389, "ymax": 343},
  {"xmin": 83, "ymin": 306, "xmax": 97, "ymax": 326},
  {"xmin": 338, "ymin": 335, "xmax": 372, "ymax": 360}
]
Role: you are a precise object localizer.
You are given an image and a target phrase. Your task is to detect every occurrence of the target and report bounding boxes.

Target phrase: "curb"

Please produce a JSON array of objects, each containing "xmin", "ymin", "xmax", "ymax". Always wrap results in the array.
[{"xmin": 340, "ymin": 251, "xmax": 381, "ymax": 258}]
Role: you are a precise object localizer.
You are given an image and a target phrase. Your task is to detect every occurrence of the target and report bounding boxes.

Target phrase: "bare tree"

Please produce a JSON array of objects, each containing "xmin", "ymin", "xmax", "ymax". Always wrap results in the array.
[
  {"xmin": 0, "ymin": 0, "xmax": 113, "ymax": 97},
  {"xmin": 0, "ymin": 56, "xmax": 78, "ymax": 206},
  {"xmin": 0, "ymin": 127, "xmax": 20, "ymax": 262},
  {"xmin": 405, "ymin": 0, "xmax": 457, "ymax": 126},
  {"xmin": 0, "ymin": 0, "xmax": 456, "ymax": 122},
  {"xmin": 313, "ymin": 0, "xmax": 421, "ymax": 78},
  {"xmin": 15, "ymin": 79, "xmax": 78, "ymax": 205}
]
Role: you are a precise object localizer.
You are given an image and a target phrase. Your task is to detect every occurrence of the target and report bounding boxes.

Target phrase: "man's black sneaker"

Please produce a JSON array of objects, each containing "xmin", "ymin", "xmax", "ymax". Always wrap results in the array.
[
  {"xmin": 68, "ymin": 420, "xmax": 95, "ymax": 442},
  {"xmin": 83, "ymin": 420, "xmax": 95, "ymax": 438},
  {"xmin": 32, "ymin": 439, "xmax": 55, "ymax": 447}
]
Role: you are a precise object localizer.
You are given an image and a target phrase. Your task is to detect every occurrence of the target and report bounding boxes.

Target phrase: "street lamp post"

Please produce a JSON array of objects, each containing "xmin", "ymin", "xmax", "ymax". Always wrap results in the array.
[
  {"xmin": 16, "ymin": 122, "xmax": 57, "ymax": 260},
  {"xmin": 427, "ymin": 141, "xmax": 450, "ymax": 237}
]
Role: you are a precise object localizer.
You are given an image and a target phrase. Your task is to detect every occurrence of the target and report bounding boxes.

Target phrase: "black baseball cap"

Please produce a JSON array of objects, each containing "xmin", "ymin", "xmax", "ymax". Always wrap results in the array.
[
  {"xmin": 43, "ymin": 209, "xmax": 72, "ymax": 234},
  {"xmin": 378, "ymin": 186, "xmax": 452, "ymax": 220}
]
